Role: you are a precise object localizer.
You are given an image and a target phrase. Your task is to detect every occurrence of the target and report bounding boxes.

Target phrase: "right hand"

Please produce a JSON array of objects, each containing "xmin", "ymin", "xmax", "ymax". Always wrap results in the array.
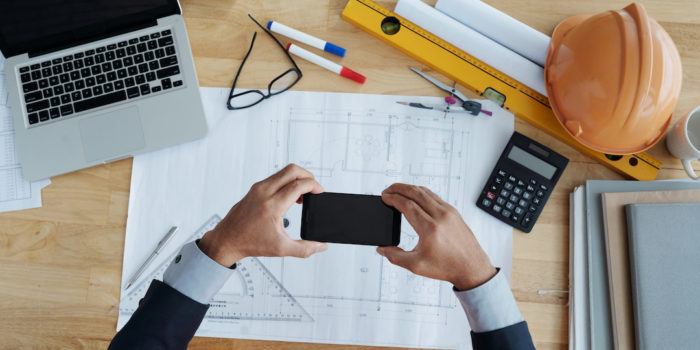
[{"xmin": 377, "ymin": 184, "xmax": 497, "ymax": 291}]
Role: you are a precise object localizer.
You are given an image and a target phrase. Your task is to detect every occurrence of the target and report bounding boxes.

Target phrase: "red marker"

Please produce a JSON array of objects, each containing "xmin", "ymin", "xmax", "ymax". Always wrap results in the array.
[{"xmin": 286, "ymin": 43, "xmax": 365, "ymax": 84}]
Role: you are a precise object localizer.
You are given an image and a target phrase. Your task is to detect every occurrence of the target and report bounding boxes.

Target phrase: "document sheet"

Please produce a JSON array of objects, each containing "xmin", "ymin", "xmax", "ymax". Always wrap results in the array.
[
  {"xmin": 119, "ymin": 87, "xmax": 515, "ymax": 349},
  {"xmin": 0, "ymin": 55, "xmax": 50, "ymax": 213}
]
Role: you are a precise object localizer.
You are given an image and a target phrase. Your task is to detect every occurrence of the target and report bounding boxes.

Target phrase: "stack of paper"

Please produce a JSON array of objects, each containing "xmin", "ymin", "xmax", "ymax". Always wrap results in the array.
[
  {"xmin": 568, "ymin": 180, "xmax": 700, "ymax": 350},
  {"xmin": 0, "ymin": 55, "xmax": 51, "ymax": 213}
]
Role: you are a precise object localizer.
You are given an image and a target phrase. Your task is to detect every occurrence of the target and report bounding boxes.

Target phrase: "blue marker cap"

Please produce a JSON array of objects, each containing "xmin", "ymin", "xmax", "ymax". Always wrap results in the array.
[
  {"xmin": 324, "ymin": 42, "xmax": 346, "ymax": 57},
  {"xmin": 267, "ymin": 21, "xmax": 273, "ymax": 30}
]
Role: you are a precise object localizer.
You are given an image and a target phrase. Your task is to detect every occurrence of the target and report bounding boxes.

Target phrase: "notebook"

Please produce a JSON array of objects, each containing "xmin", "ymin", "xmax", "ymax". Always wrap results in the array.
[
  {"xmin": 625, "ymin": 203, "xmax": 700, "ymax": 350},
  {"xmin": 602, "ymin": 190, "xmax": 700, "ymax": 350},
  {"xmin": 584, "ymin": 180, "xmax": 700, "ymax": 350}
]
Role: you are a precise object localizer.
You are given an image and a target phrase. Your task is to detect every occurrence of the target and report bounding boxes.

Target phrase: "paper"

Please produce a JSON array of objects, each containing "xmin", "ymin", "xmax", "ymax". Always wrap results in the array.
[
  {"xmin": 118, "ymin": 87, "xmax": 515, "ymax": 349},
  {"xmin": 601, "ymin": 190, "xmax": 700, "ymax": 350},
  {"xmin": 0, "ymin": 55, "xmax": 50, "ymax": 213},
  {"xmin": 435, "ymin": 0, "xmax": 550, "ymax": 67},
  {"xmin": 394, "ymin": 0, "xmax": 547, "ymax": 96},
  {"xmin": 569, "ymin": 186, "xmax": 589, "ymax": 350}
]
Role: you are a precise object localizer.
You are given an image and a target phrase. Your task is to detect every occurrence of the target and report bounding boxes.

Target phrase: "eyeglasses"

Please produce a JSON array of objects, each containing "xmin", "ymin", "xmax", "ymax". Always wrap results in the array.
[{"xmin": 227, "ymin": 15, "xmax": 303, "ymax": 110}]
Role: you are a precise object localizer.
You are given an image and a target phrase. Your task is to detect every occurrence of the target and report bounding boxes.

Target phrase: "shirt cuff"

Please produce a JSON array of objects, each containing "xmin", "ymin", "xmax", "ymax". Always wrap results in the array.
[
  {"xmin": 163, "ymin": 240, "xmax": 236, "ymax": 304},
  {"xmin": 453, "ymin": 268, "xmax": 524, "ymax": 333}
]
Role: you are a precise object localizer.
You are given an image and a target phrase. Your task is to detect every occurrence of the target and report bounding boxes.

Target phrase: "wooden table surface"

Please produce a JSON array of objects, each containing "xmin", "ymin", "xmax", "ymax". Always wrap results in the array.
[{"xmin": 1, "ymin": 0, "xmax": 698, "ymax": 349}]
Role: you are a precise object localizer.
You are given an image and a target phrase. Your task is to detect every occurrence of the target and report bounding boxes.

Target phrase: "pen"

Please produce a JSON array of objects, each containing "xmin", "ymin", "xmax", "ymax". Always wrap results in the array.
[
  {"xmin": 124, "ymin": 226, "xmax": 179, "ymax": 290},
  {"xmin": 268, "ymin": 20, "xmax": 346, "ymax": 57},
  {"xmin": 396, "ymin": 101, "xmax": 471, "ymax": 113},
  {"xmin": 286, "ymin": 43, "xmax": 366, "ymax": 84}
]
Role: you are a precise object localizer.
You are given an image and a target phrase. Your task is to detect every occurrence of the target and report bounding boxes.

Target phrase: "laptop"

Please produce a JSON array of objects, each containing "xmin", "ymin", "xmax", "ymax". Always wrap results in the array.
[{"xmin": 0, "ymin": 1, "xmax": 207, "ymax": 181}]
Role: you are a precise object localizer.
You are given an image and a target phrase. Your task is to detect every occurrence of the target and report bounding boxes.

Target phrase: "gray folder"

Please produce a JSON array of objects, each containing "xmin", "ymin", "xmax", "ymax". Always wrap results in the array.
[
  {"xmin": 625, "ymin": 203, "xmax": 700, "ymax": 350},
  {"xmin": 584, "ymin": 180, "xmax": 700, "ymax": 350}
]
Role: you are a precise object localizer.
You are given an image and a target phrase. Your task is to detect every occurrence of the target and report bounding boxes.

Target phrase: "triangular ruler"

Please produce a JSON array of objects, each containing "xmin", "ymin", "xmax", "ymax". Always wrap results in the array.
[{"xmin": 119, "ymin": 215, "xmax": 313, "ymax": 322}]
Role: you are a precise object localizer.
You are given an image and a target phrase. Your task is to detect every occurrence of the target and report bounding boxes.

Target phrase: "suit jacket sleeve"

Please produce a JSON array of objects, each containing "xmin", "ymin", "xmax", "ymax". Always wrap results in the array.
[
  {"xmin": 108, "ymin": 280, "xmax": 208, "ymax": 350},
  {"xmin": 471, "ymin": 321, "xmax": 535, "ymax": 350}
]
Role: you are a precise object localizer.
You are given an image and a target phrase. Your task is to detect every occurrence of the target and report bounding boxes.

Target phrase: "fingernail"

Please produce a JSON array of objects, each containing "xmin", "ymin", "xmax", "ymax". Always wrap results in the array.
[
  {"xmin": 314, "ymin": 243, "xmax": 328, "ymax": 253},
  {"xmin": 376, "ymin": 247, "xmax": 385, "ymax": 256}
]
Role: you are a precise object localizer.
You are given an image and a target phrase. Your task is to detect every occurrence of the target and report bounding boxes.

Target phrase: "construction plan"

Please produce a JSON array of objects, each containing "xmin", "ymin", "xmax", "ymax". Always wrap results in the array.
[{"xmin": 118, "ymin": 87, "xmax": 514, "ymax": 349}]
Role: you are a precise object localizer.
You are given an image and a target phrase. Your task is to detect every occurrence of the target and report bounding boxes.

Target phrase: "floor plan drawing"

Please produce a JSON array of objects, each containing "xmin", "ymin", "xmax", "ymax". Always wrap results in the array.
[
  {"xmin": 121, "ymin": 88, "xmax": 515, "ymax": 349},
  {"xmin": 0, "ymin": 58, "xmax": 50, "ymax": 211}
]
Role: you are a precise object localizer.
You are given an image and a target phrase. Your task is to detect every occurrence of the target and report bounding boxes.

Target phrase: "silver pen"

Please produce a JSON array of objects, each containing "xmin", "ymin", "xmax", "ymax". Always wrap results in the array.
[
  {"xmin": 124, "ymin": 226, "xmax": 179, "ymax": 290},
  {"xmin": 396, "ymin": 101, "xmax": 472, "ymax": 113}
]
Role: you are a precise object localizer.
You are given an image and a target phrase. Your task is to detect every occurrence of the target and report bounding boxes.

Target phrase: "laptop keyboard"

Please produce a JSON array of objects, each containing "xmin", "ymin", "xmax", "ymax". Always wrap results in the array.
[{"xmin": 18, "ymin": 29, "xmax": 184, "ymax": 126}]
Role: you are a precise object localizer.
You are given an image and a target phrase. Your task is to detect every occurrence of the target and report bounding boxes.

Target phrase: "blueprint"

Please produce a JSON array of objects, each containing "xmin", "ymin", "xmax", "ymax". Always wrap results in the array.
[
  {"xmin": 119, "ymin": 87, "xmax": 514, "ymax": 349},
  {"xmin": 0, "ymin": 55, "xmax": 50, "ymax": 213}
]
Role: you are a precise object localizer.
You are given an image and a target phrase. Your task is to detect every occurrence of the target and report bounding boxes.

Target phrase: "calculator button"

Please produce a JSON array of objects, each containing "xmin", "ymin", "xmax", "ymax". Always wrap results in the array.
[
  {"xmin": 529, "ymin": 205, "xmax": 537, "ymax": 212},
  {"xmin": 508, "ymin": 175, "xmax": 517, "ymax": 182},
  {"xmin": 514, "ymin": 207, "xmax": 525, "ymax": 215},
  {"xmin": 492, "ymin": 204, "xmax": 502, "ymax": 213},
  {"xmin": 509, "ymin": 194, "xmax": 519, "ymax": 203},
  {"xmin": 540, "ymin": 184, "xmax": 548, "ymax": 191},
  {"xmin": 533, "ymin": 197, "xmax": 542, "ymax": 206},
  {"xmin": 494, "ymin": 177, "xmax": 504, "ymax": 185},
  {"xmin": 519, "ymin": 199, "xmax": 528, "ymax": 208},
  {"xmin": 527, "ymin": 184, "xmax": 535, "ymax": 192},
  {"xmin": 486, "ymin": 191, "xmax": 496, "ymax": 200},
  {"xmin": 481, "ymin": 198, "xmax": 492, "ymax": 207},
  {"xmin": 536, "ymin": 190, "xmax": 545, "ymax": 198},
  {"xmin": 498, "ymin": 169, "xmax": 507, "ymax": 177},
  {"xmin": 511, "ymin": 214, "xmax": 520, "ymax": 222},
  {"xmin": 522, "ymin": 213, "xmax": 533, "ymax": 227},
  {"xmin": 523, "ymin": 192, "xmax": 533, "ymax": 200},
  {"xmin": 500, "ymin": 189, "xmax": 510, "ymax": 198},
  {"xmin": 496, "ymin": 197, "xmax": 506, "ymax": 205},
  {"xmin": 502, "ymin": 210, "xmax": 511, "ymax": 218},
  {"xmin": 504, "ymin": 182, "xmax": 514, "ymax": 190},
  {"xmin": 530, "ymin": 179, "xmax": 537, "ymax": 185},
  {"xmin": 513, "ymin": 187, "xmax": 523, "ymax": 195},
  {"xmin": 517, "ymin": 180, "xmax": 525, "ymax": 187},
  {"xmin": 505, "ymin": 202, "xmax": 515, "ymax": 210},
  {"xmin": 489, "ymin": 184, "xmax": 498, "ymax": 192}
]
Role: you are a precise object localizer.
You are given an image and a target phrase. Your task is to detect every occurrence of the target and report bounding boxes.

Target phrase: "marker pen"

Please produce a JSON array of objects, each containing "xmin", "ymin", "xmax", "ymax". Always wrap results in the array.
[
  {"xmin": 268, "ymin": 20, "xmax": 346, "ymax": 57},
  {"xmin": 286, "ymin": 43, "xmax": 365, "ymax": 84}
]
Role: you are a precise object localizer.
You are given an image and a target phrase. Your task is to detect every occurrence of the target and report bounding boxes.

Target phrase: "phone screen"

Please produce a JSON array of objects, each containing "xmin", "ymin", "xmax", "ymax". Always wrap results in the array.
[{"xmin": 301, "ymin": 192, "xmax": 401, "ymax": 246}]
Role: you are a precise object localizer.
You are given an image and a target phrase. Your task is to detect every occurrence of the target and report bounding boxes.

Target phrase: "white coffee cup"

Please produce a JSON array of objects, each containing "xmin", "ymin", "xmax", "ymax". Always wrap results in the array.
[{"xmin": 667, "ymin": 105, "xmax": 700, "ymax": 180}]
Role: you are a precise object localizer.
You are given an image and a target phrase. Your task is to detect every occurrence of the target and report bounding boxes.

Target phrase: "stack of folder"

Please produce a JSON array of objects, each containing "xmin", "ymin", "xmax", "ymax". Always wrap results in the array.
[{"xmin": 569, "ymin": 180, "xmax": 700, "ymax": 350}]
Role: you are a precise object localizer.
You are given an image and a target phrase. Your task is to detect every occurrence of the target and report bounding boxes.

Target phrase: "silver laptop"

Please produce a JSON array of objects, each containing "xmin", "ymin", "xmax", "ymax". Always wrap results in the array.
[{"xmin": 0, "ymin": 1, "xmax": 207, "ymax": 181}]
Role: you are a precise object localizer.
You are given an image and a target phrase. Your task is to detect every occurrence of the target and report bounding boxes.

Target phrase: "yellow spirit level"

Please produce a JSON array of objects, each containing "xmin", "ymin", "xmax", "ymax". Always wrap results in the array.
[{"xmin": 342, "ymin": 0, "xmax": 662, "ymax": 180}]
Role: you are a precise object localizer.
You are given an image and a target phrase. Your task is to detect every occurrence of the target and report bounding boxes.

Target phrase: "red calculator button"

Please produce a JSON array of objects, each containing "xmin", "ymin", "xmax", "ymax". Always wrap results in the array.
[{"xmin": 486, "ymin": 191, "xmax": 496, "ymax": 200}]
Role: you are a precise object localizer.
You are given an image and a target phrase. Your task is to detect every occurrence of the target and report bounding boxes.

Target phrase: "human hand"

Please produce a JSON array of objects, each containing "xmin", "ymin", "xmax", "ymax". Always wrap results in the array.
[
  {"xmin": 377, "ymin": 184, "xmax": 497, "ymax": 291},
  {"xmin": 198, "ymin": 164, "xmax": 328, "ymax": 267}
]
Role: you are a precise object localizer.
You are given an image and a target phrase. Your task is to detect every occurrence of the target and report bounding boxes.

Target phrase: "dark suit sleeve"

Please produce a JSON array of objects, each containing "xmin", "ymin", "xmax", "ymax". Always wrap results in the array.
[
  {"xmin": 109, "ymin": 280, "xmax": 209, "ymax": 350},
  {"xmin": 470, "ymin": 321, "xmax": 535, "ymax": 350}
]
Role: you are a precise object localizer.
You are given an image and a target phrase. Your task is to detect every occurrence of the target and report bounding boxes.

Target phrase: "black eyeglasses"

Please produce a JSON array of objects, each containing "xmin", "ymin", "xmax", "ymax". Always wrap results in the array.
[{"xmin": 227, "ymin": 15, "xmax": 302, "ymax": 110}]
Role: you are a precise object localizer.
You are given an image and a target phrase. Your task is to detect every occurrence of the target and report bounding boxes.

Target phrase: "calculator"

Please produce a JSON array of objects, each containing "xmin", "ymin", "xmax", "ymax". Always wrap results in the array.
[{"xmin": 477, "ymin": 132, "xmax": 569, "ymax": 233}]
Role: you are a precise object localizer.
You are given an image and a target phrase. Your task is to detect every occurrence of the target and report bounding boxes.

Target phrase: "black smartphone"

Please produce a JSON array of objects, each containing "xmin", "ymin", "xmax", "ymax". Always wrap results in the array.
[{"xmin": 300, "ymin": 192, "xmax": 401, "ymax": 246}]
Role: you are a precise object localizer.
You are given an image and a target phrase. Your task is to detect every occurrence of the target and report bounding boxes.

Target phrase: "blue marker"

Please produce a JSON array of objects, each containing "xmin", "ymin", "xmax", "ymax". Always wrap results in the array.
[{"xmin": 267, "ymin": 20, "xmax": 346, "ymax": 57}]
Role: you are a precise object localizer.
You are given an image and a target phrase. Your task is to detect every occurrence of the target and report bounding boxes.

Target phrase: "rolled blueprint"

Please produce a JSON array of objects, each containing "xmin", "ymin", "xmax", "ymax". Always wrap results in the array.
[
  {"xmin": 394, "ymin": 0, "xmax": 547, "ymax": 97},
  {"xmin": 435, "ymin": 0, "xmax": 550, "ymax": 67}
]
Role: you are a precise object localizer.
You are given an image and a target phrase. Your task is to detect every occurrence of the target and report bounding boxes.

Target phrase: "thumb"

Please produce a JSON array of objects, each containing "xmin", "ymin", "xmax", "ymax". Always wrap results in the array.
[
  {"xmin": 377, "ymin": 246, "xmax": 416, "ymax": 270},
  {"xmin": 282, "ymin": 239, "xmax": 328, "ymax": 258}
]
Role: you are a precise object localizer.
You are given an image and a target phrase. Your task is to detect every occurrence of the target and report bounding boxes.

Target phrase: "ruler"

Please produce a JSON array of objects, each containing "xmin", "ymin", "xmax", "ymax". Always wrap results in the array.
[
  {"xmin": 342, "ymin": 0, "xmax": 661, "ymax": 180},
  {"xmin": 119, "ymin": 215, "xmax": 313, "ymax": 322}
]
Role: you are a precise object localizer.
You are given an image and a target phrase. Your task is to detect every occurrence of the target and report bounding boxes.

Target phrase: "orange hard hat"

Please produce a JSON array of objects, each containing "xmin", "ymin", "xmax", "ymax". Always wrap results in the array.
[{"xmin": 545, "ymin": 3, "xmax": 682, "ymax": 155}]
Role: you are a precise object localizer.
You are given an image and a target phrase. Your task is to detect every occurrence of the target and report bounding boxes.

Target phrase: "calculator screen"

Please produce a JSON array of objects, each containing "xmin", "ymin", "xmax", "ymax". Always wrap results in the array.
[{"xmin": 507, "ymin": 146, "xmax": 557, "ymax": 179}]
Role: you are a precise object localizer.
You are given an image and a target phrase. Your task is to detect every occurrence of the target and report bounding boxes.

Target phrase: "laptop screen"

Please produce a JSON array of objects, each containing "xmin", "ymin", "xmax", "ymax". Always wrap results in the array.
[{"xmin": 0, "ymin": 0, "xmax": 180, "ymax": 57}]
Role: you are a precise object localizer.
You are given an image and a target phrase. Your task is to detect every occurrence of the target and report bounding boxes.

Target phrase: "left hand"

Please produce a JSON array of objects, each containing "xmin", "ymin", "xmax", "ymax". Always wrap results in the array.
[{"xmin": 198, "ymin": 164, "xmax": 328, "ymax": 267}]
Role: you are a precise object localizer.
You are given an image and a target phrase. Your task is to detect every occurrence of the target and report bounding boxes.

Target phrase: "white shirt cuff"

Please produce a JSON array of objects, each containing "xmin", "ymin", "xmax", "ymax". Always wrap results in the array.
[
  {"xmin": 163, "ymin": 240, "xmax": 236, "ymax": 304},
  {"xmin": 453, "ymin": 268, "xmax": 524, "ymax": 333}
]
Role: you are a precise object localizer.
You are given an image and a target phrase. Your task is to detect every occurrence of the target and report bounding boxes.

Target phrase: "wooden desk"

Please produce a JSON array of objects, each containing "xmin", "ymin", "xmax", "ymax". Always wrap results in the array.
[{"xmin": 1, "ymin": 0, "xmax": 698, "ymax": 348}]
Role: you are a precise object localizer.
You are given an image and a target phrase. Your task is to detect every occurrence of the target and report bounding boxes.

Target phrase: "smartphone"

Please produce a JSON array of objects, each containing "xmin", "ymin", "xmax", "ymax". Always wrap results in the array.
[{"xmin": 300, "ymin": 192, "xmax": 401, "ymax": 246}]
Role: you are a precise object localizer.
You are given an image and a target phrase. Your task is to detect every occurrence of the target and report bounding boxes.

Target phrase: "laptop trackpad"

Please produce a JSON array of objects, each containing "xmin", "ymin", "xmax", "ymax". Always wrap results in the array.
[{"xmin": 79, "ymin": 106, "xmax": 145, "ymax": 162}]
